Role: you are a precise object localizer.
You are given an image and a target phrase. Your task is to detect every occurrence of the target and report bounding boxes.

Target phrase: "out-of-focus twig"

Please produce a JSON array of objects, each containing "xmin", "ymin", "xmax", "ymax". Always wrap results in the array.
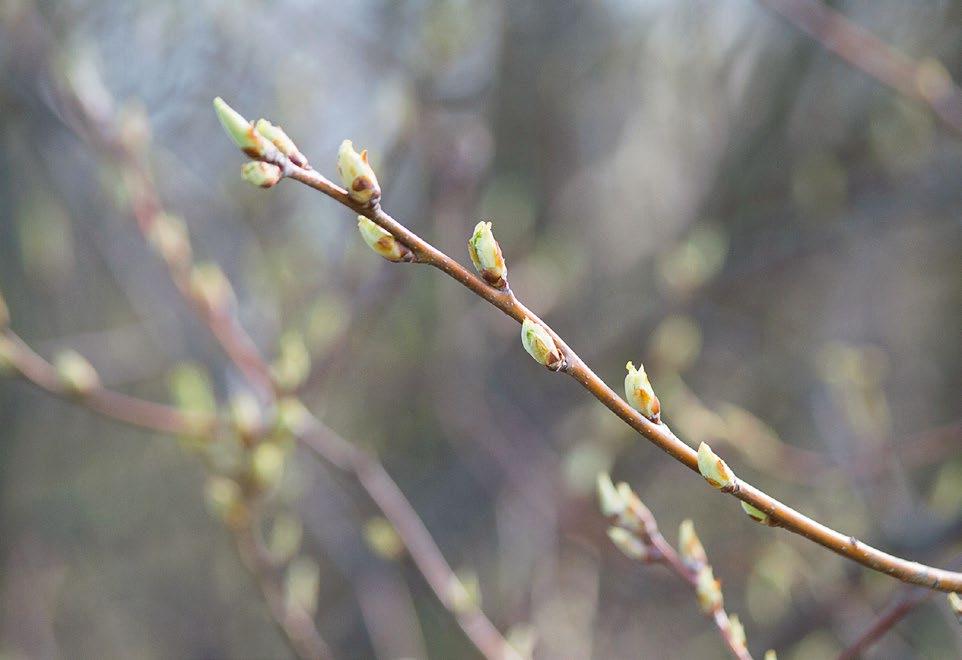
[
  {"xmin": 757, "ymin": 0, "xmax": 962, "ymax": 136},
  {"xmin": 837, "ymin": 587, "xmax": 930, "ymax": 660}
]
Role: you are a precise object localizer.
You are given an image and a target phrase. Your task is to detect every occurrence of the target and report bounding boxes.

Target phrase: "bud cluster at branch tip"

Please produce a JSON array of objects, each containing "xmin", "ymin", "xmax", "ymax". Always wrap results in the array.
[
  {"xmin": 337, "ymin": 140, "xmax": 381, "ymax": 206},
  {"xmin": 697, "ymin": 442, "xmax": 736, "ymax": 490},
  {"xmin": 467, "ymin": 221, "xmax": 508, "ymax": 288},
  {"xmin": 624, "ymin": 361, "xmax": 660, "ymax": 423},
  {"xmin": 521, "ymin": 318, "xmax": 564, "ymax": 371},
  {"xmin": 55, "ymin": 350, "xmax": 100, "ymax": 397},
  {"xmin": 255, "ymin": 119, "xmax": 308, "ymax": 168},
  {"xmin": 212, "ymin": 97, "xmax": 273, "ymax": 159},
  {"xmin": 241, "ymin": 161, "xmax": 282, "ymax": 188},
  {"xmin": 357, "ymin": 216, "xmax": 412, "ymax": 262}
]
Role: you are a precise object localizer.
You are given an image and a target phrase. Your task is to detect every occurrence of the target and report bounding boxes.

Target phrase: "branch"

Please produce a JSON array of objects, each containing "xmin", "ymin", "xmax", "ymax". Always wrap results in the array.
[
  {"xmin": 837, "ymin": 587, "xmax": 930, "ymax": 660},
  {"xmin": 218, "ymin": 102, "xmax": 962, "ymax": 593},
  {"xmin": 756, "ymin": 0, "xmax": 962, "ymax": 136}
]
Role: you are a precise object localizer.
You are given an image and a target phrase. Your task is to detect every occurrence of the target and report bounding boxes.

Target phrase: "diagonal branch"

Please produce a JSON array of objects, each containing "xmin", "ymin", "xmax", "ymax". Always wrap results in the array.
[{"xmin": 237, "ymin": 124, "xmax": 962, "ymax": 593}]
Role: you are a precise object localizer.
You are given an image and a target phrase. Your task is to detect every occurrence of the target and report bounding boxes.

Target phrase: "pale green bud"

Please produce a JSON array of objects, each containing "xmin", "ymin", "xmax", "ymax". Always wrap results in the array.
[
  {"xmin": 949, "ymin": 593, "xmax": 962, "ymax": 622},
  {"xmin": 255, "ymin": 119, "xmax": 308, "ymax": 167},
  {"xmin": 286, "ymin": 557, "xmax": 320, "ymax": 616},
  {"xmin": 204, "ymin": 475, "xmax": 247, "ymax": 529},
  {"xmin": 271, "ymin": 331, "xmax": 311, "ymax": 391},
  {"xmin": 607, "ymin": 527, "xmax": 648, "ymax": 560},
  {"xmin": 740, "ymin": 501, "xmax": 771, "ymax": 525},
  {"xmin": 241, "ymin": 161, "xmax": 283, "ymax": 188},
  {"xmin": 679, "ymin": 519, "xmax": 707, "ymax": 566},
  {"xmin": 275, "ymin": 397, "xmax": 312, "ymax": 436},
  {"xmin": 337, "ymin": 140, "xmax": 381, "ymax": 205},
  {"xmin": 625, "ymin": 361, "xmax": 660, "ymax": 422},
  {"xmin": 596, "ymin": 472, "xmax": 625, "ymax": 517},
  {"xmin": 695, "ymin": 565, "xmax": 723, "ymax": 613},
  {"xmin": 764, "ymin": 650, "xmax": 777, "ymax": 660},
  {"xmin": 467, "ymin": 221, "xmax": 507, "ymax": 288},
  {"xmin": 357, "ymin": 216, "xmax": 411, "ymax": 262},
  {"xmin": 229, "ymin": 392, "xmax": 262, "ymax": 441},
  {"xmin": 54, "ymin": 350, "xmax": 100, "ymax": 396},
  {"xmin": 251, "ymin": 442, "xmax": 286, "ymax": 491},
  {"xmin": 364, "ymin": 516, "xmax": 404, "ymax": 560},
  {"xmin": 268, "ymin": 513, "xmax": 304, "ymax": 564},
  {"xmin": 615, "ymin": 482, "xmax": 652, "ymax": 532},
  {"xmin": 728, "ymin": 614, "xmax": 746, "ymax": 651},
  {"xmin": 521, "ymin": 318, "xmax": 563, "ymax": 371},
  {"xmin": 697, "ymin": 442, "xmax": 736, "ymax": 490},
  {"xmin": 189, "ymin": 263, "xmax": 235, "ymax": 314},
  {"xmin": 147, "ymin": 213, "xmax": 192, "ymax": 269},
  {"xmin": 213, "ymin": 97, "xmax": 273, "ymax": 158}
]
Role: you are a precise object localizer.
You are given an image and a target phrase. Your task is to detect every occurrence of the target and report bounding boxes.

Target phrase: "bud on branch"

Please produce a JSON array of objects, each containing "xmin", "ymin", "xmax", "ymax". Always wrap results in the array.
[
  {"xmin": 255, "ymin": 119, "xmax": 308, "ymax": 168},
  {"xmin": 697, "ymin": 442, "xmax": 736, "ymax": 490},
  {"xmin": 521, "ymin": 318, "xmax": 564, "ymax": 371},
  {"xmin": 54, "ymin": 350, "xmax": 100, "ymax": 397},
  {"xmin": 625, "ymin": 361, "xmax": 660, "ymax": 423},
  {"xmin": 241, "ymin": 161, "xmax": 283, "ymax": 188},
  {"xmin": 357, "ymin": 216, "xmax": 413, "ymax": 262},
  {"xmin": 213, "ymin": 97, "xmax": 273, "ymax": 159},
  {"xmin": 467, "ymin": 221, "xmax": 508, "ymax": 288},
  {"xmin": 337, "ymin": 140, "xmax": 381, "ymax": 206}
]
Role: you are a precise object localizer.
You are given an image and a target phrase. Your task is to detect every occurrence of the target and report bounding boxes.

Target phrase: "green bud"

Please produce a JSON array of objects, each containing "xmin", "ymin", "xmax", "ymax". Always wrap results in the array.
[
  {"xmin": 275, "ymin": 397, "xmax": 312, "ymax": 436},
  {"xmin": 764, "ymin": 651, "xmax": 778, "ymax": 660},
  {"xmin": 271, "ymin": 331, "xmax": 311, "ymax": 392},
  {"xmin": 251, "ymin": 442, "xmax": 286, "ymax": 491},
  {"xmin": 596, "ymin": 472, "xmax": 625, "ymax": 517},
  {"xmin": 679, "ymin": 519, "xmax": 707, "ymax": 567},
  {"xmin": 625, "ymin": 361, "xmax": 660, "ymax": 423},
  {"xmin": 190, "ymin": 263, "xmax": 235, "ymax": 314},
  {"xmin": 213, "ymin": 97, "xmax": 272, "ymax": 158},
  {"xmin": 467, "ymin": 221, "xmax": 507, "ymax": 288},
  {"xmin": 204, "ymin": 475, "xmax": 246, "ymax": 529},
  {"xmin": 255, "ymin": 119, "xmax": 308, "ymax": 167},
  {"xmin": 147, "ymin": 213, "xmax": 192, "ymax": 269},
  {"xmin": 229, "ymin": 392, "xmax": 262, "ymax": 440},
  {"xmin": 521, "ymin": 317, "xmax": 563, "ymax": 371},
  {"xmin": 54, "ymin": 350, "xmax": 100, "ymax": 396},
  {"xmin": 949, "ymin": 592, "xmax": 962, "ymax": 622},
  {"xmin": 285, "ymin": 557, "xmax": 320, "ymax": 616},
  {"xmin": 241, "ymin": 161, "xmax": 283, "ymax": 188},
  {"xmin": 363, "ymin": 516, "xmax": 405, "ymax": 560},
  {"xmin": 268, "ymin": 513, "xmax": 304, "ymax": 563},
  {"xmin": 695, "ymin": 565, "xmax": 723, "ymax": 613},
  {"xmin": 337, "ymin": 140, "xmax": 381, "ymax": 205},
  {"xmin": 740, "ymin": 501, "xmax": 771, "ymax": 525},
  {"xmin": 357, "ymin": 216, "xmax": 411, "ymax": 262},
  {"xmin": 607, "ymin": 527, "xmax": 648, "ymax": 560},
  {"xmin": 728, "ymin": 614, "xmax": 746, "ymax": 651},
  {"xmin": 697, "ymin": 442, "xmax": 736, "ymax": 490}
]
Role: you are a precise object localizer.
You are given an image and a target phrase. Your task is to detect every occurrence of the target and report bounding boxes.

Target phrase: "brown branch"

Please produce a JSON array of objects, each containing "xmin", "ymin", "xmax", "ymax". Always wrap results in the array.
[
  {"xmin": 249, "ymin": 138, "xmax": 962, "ymax": 593},
  {"xmin": 837, "ymin": 587, "xmax": 930, "ymax": 660},
  {"xmin": 756, "ymin": 0, "xmax": 962, "ymax": 136},
  {"xmin": 2, "ymin": 330, "xmax": 216, "ymax": 437}
]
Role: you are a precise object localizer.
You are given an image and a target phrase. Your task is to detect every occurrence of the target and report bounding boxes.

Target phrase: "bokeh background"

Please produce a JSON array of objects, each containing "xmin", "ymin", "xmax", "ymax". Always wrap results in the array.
[{"xmin": 2, "ymin": 1, "xmax": 962, "ymax": 658}]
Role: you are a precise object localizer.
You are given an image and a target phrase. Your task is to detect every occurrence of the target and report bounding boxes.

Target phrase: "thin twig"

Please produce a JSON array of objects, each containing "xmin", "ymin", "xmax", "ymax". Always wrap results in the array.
[
  {"xmin": 756, "ymin": 0, "xmax": 962, "ymax": 136},
  {"xmin": 837, "ymin": 587, "xmax": 930, "ymax": 660},
  {"xmin": 246, "ymin": 138, "xmax": 962, "ymax": 593}
]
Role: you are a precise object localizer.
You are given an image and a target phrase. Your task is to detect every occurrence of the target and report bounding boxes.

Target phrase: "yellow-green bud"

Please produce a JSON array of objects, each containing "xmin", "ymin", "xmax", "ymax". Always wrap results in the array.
[
  {"xmin": 271, "ymin": 331, "xmax": 311, "ymax": 392},
  {"xmin": 949, "ymin": 593, "xmax": 962, "ymax": 622},
  {"xmin": 147, "ymin": 213, "xmax": 192, "ymax": 269},
  {"xmin": 213, "ymin": 97, "xmax": 273, "ymax": 158},
  {"xmin": 204, "ymin": 475, "xmax": 247, "ymax": 529},
  {"xmin": 251, "ymin": 442, "xmax": 286, "ymax": 490},
  {"xmin": 521, "ymin": 317, "xmax": 564, "ymax": 371},
  {"xmin": 740, "ymin": 501, "xmax": 771, "ymax": 525},
  {"xmin": 255, "ymin": 119, "xmax": 308, "ymax": 167},
  {"xmin": 625, "ymin": 361, "xmax": 660, "ymax": 423},
  {"xmin": 190, "ymin": 263, "xmax": 235, "ymax": 314},
  {"xmin": 764, "ymin": 650, "xmax": 777, "ymax": 660},
  {"xmin": 615, "ymin": 482, "xmax": 652, "ymax": 533},
  {"xmin": 467, "ymin": 221, "xmax": 508, "ymax": 288},
  {"xmin": 597, "ymin": 472, "xmax": 625, "ymax": 517},
  {"xmin": 0, "ymin": 290, "xmax": 8, "ymax": 328},
  {"xmin": 229, "ymin": 392, "xmax": 262, "ymax": 441},
  {"xmin": 363, "ymin": 516, "xmax": 405, "ymax": 560},
  {"xmin": 695, "ymin": 565, "xmax": 723, "ymax": 613},
  {"xmin": 286, "ymin": 557, "xmax": 320, "ymax": 616},
  {"xmin": 607, "ymin": 527, "xmax": 648, "ymax": 560},
  {"xmin": 241, "ymin": 161, "xmax": 283, "ymax": 188},
  {"xmin": 679, "ymin": 519, "xmax": 707, "ymax": 567},
  {"xmin": 54, "ymin": 350, "xmax": 100, "ymax": 396},
  {"xmin": 697, "ymin": 442, "xmax": 736, "ymax": 490},
  {"xmin": 337, "ymin": 140, "xmax": 381, "ymax": 206},
  {"xmin": 276, "ymin": 397, "xmax": 312, "ymax": 436},
  {"xmin": 728, "ymin": 614, "xmax": 746, "ymax": 651},
  {"xmin": 357, "ymin": 216, "xmax": 411, "ymax": 262}
]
